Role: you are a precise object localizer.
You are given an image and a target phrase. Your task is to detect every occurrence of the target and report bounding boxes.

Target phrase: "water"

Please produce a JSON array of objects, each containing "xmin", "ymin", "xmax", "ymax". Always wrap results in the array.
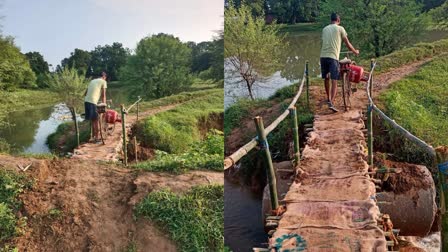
[
  {"xmin": 224, "ymin": 178, "xmax": 268, "ymax": 251},
  {"xmin": 0, "ymin": 103, "xmax": 75, "ymax": 154},
  {"xmin": 224, "ymin": 31, "xmax": 322, "ymax": 109}
]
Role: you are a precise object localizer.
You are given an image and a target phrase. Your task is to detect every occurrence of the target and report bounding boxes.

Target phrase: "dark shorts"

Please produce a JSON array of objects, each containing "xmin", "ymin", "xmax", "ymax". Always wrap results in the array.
[
  {"xmin": 320, "ymin": 57, "xmax": 340, "ymax": 80},
  {"xmin": 84, "ymin": 102, "xmax": 98, "ymax": 120}
]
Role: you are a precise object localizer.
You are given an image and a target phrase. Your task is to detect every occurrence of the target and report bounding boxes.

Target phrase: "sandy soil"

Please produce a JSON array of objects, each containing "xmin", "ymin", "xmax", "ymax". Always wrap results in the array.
[{"xmin": 0, "ymin": 154, "xmax": 223, "ymax": 252}]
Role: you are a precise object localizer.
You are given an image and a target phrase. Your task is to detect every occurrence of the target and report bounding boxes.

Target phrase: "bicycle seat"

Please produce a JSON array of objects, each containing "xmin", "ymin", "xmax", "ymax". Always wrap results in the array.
[{"xmin": 339, "ymin": 57, "xmax": 352, "ymax": 64}]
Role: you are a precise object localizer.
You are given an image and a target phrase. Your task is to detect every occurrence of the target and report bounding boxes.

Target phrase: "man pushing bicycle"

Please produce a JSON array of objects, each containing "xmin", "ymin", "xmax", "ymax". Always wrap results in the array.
[{"xmin": 320, "ymin": 13, "xmax": 359, "ymax": 112}]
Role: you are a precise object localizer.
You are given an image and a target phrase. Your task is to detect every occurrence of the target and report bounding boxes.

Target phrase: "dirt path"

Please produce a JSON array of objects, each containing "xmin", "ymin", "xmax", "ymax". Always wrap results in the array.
[
  {"xmin": 268, "ymin": 59, "xmax": 432, "ymax": 251},
  {"xmin": 72, "ymin": 103, "xmax": 179, "ymax": 162},
  {"xmin": 0, "ymin": 155, "xmax": 223, "ymax": 251}
]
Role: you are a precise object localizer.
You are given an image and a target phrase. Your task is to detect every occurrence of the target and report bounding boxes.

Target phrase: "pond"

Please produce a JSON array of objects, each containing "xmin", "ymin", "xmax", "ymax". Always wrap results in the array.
[{"xmin": 0, "ymin": 85, "xmax": 131, "ymax": 154}]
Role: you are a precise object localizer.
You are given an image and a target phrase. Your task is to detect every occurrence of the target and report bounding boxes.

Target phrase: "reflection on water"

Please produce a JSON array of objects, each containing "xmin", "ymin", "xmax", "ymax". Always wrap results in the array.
[
  {"xmin": 0, "ymin": 103, "xmax": 76, "ymax": 154},
  {"xmin": 224, "ymin": 178, "xmax": 267, "ymax": 252},
  {"xmin": 224, "ymin": 31, "xmax": 322, "ymax": 109}
]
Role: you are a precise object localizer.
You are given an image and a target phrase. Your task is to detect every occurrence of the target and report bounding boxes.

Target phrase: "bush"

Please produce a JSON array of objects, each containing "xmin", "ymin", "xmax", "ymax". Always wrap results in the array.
[
  {"xmin": 0, "ymin": 139, "xmax": 10, "ymax": 154},
  {"xmin": 135, "ymin": 185, "xmax": 224, "ymax": 252},
  {"xmin": 0, "ymin": 203, "xmax": 17, "ymax": 243},
  {"xmin": 47, "ymin": 121, "xmax": 90, "ymax": 153}
]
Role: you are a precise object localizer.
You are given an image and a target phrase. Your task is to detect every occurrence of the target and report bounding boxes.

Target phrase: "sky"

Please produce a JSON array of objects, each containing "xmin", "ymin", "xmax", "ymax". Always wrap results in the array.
[{"xmin": 2, "ymin": 0, "xmax": 223, "ymax": 67}]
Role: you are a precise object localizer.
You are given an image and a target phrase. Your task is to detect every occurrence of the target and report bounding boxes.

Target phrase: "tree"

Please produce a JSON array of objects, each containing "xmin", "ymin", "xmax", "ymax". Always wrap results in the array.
[
  {"xmin": 47, "ymin": 67, "xmax": 89, "ymax": 148},
  {"xmin": 228, "ymin": 0, "xmax": 268, "ymax": 17},
  {"xmin": 225, "ymin": 1, "xmax": 284, "ymax": 100},
  {"xmin": 88, "ymin": 42, "xmax": 129, "ymax": 81},
  {"xmin": 61, "ymin": 49, "xmax": 91, "ymax": 76},
  {"xmin": 320, "ymin": 0, "xmax": 428, "ymax": 58},
  {"xmin": 0, "ymin": 36, "xmax": 36, "ymax": 90},
  {"xmin": 188, "ymin": 41, "xmax": 214, "ymax": 73},
  {"xmin": 428, "ymin": 1, "xmax": 448, "ymax": 30},
  {"xmin": 208, "ymin": 31, "xmax": 224, "ymax": 82},
  {"xmin": 119, "ymin": 33, "xmax": 193, "ymax": 99},
  {"xmin": 25, "ymin": 51, "xmax": 50, "ymax": 88}
]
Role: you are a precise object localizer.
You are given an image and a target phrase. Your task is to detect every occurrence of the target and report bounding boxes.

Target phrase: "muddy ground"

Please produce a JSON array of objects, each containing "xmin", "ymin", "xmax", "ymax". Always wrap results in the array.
[{"xmin": 0, "ymin": 154, "xmax": 223, "ymax": 252}]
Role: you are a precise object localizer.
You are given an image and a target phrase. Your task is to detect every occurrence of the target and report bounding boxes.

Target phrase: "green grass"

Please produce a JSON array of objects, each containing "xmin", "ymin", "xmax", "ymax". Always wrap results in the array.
[
  {"xmin": 224, "ymin": 98, "xmax": 269, "ymax": 136},
  {"xmin": 279, "ymin": 22, "xmax": 321, "ymax": 34},
  {"xmin": 133, "ymin": 130, "xmax": 223, "ymax": 173},
  {"xmin": 12, "ymin": 153, "xmax": 57, "ymax": 160},
  {"xmin": 135, "ymin": 185, "xmax": 224, "ymax": 252},
  {"xmin": 0, "ymin": 169, "xmax": 33, "ymax": 246},
  {"xmin": 377, "ymin": 55, "xmax": 448, "ymax": 164},
  {"xmin": 360, "ymin": 39, "xmax": 448, "ymax": 73},
  {"xmin": 136, "ymin": 89, "xmax": 223, "ymax": 154},
  {"xmin": 47, "ymin": 121, "xmax": 90, "ymax": 153}
]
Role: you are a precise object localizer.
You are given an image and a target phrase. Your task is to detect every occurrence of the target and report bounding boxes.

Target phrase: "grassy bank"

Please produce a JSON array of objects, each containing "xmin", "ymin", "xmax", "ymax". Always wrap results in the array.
[
  {"xmin": 360, "ymin": 39, "xmax": 448, "ymax": 73},
  {"xmin": 0, "ymin": 169, "xmax": 32, "ymax": 249},
  {"xmin": 279, "ymin": 22, "xmax": 321, "ymax": 34},
  {"xmin": 135, "ymin": 88, "xmax": 223, "ymax": 154},
  {"xmin": 135, "ymin": 184, "xmax": 224, "ymax": 252},
  {"xmin": 376, "ymin": 55, "xmax": 447, "ymax": 164},
  {"xmin": 133, "ymin": 130, "xmax": 223, "ymax": 173},
  {"xmin": 47, "ymin": 121, "xmax": 90, "ymax": 154}
]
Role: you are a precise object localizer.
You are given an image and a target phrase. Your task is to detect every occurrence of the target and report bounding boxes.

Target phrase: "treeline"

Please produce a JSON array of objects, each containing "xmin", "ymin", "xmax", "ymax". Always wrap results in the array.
[
  {"xmin": 0, "ymin": 32, "xmax": 223, "ymax": 95},
  {"xmin": 226, "ymin": 0, "xmax": 446, "ymax": 24}
]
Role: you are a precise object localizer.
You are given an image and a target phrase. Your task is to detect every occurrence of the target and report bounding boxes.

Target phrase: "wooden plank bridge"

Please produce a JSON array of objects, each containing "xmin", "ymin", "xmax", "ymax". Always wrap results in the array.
[{"xmin": 225, "ymin": 61, "xmax": 448, "ymax": 251}]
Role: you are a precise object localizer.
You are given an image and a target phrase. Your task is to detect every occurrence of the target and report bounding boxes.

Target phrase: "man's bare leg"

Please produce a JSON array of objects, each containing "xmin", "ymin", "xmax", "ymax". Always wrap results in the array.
[
  {"xmin": 92, "ymin": 118, "xmax": 99, "ymax": 140},
  {"xmin": 330, "ymin": 79, "xmax": 338, "ymax": 103},
  {"xmin": 324, "ymin": 77, "xmax": 330, "ymax": 102}
]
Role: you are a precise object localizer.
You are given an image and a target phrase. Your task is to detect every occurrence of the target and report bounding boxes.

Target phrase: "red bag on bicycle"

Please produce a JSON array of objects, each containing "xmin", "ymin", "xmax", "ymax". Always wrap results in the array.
[{"xmin": 105, "ymin": 110, "xmax": 121, "ymax": 123}]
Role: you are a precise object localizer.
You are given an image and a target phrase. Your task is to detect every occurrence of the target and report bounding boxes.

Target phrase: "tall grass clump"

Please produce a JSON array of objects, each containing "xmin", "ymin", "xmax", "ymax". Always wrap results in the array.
[
  {"xmin": 136, "ymin": 89, "xmax": 223, "ymax": 154},
  {"xmin": 135, "ymin": 185, "xmax": 224, "ymax": 252}
]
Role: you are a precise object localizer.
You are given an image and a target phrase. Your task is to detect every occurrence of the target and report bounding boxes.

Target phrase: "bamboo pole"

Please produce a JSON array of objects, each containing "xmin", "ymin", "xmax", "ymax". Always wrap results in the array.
[
  {"xmin": 134, "ymin": 136, "xmax": 138, "ymax": 163},
  {"xmin": 254, "ymin": 116, "xmax": 279, "ymax": 211},
  {"xmin": 71, "ymin": 107, "xmax": 80, "ymax": 148},
  {"xmin": 436, "ymin": 146, "xmax": 448, "ymax": 250},
  {"xmin": 370, "ymin": 59, "xmax": 374, "ymax": 99},
  {"xmin": 289, "ymin": 107, "xmax": 300, "ymax": 167},
  {"xmin": 121, "ymin": 105, "xmax": 128, "ymax": 166},
  {"xmin": 372, "ymin": 105, "xmax": 435, "ymax": 157},
  {"xmin": 367, "ymin": 104, "xmax": 373, "ymax": 167},
  {"xmin": 305, "ymin": 61, "xmax": 310, "ymax": 109}
]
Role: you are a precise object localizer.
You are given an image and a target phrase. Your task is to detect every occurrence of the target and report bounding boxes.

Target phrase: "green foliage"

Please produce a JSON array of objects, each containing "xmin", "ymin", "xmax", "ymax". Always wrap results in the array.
[
  {"xmin": 0, "ymin": 169, "xmax": 32, "ymax": 245},
  {"xmin": 0, "ymin": 139, "xmax": 10, "ymax": 154},
  {"xmin": 427, "ymin": 0, "xmax": 448, "ymax": 30},
  {"xmin": 47, "ymin": 67, "xmax": 89, "ymax": 110},
  {"xmin": 60, "ymin": 48, "xmax": 91, "ymax": 76},
  {"xmin": 225, "ymin": 1, "xmax": 285, "ymax": 100},
  {"xmin": 0, "ymin": 36, "xmax": 37, "ymax": 90},
  {"xmin": 120, "ymin": 33, "xmax": 193, "ymax": 99},
  {"xmin": 24, "ymin": 52, "xmax": 50, "ymax": 88},
  {"xmin": 380, "ymin": 56, "xmax": 448, "ymax": 147},
  {"xmin": 269, "ymin": 0, "xmax": 320, "ymax": 23},
  {"xmin": 88, "ymin": 42, "xmax": 130, "ymax": 81},
  {"xmin": 135, "ymin": 185, "xmax": 224, "ymax": 252},
  {"xmin": 133, "ymin": 131, "xmax": 223, "ymax": 173},
  {"xmin": 224, "ymin": 98, "xmax": 266, "ymax": 136},
  {"xmin": 360, "ymin": 39, "xmax": 448, "ymax": 73},
  {"xmin": 319, "ymin": 0, "xmax": 428, "ymax": 58},
  {"xmin": 135, "ymin": 89, "xmax": 223, "ymax": 153},
  {"xmin": 228, "ymin": 0, "xmax": 267, "ymax": 17}
]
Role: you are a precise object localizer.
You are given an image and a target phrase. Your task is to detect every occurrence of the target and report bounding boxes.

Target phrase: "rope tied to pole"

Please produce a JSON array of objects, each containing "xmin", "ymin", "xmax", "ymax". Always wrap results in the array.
[
  {"xmin": 255, "ymin": 136, "xmax": 269, "ymax": 150},
  {"xmin": 439, "ymin": 161, "xmax": 448, "ymax": 175}
]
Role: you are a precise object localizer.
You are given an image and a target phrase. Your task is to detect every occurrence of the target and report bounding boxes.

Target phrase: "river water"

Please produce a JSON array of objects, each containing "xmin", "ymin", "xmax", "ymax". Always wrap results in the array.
[{"xmin": 224, "ymin": 29, "xmax": 448, "ymax": 251}]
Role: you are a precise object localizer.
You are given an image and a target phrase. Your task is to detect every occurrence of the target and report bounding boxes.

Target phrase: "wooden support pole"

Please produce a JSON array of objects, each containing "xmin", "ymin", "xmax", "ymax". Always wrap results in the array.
[
  {"xmin": 370, "ymin": 59, "xmax": 375, "ymax": 98},
  {"xmin": 367, "ymin": 104, "xmax": 374, "ymax": 168},
  {"xmin": 254, "ymin": 116, "xmax": 279, "ymax": 211},
  {"xmin": 289, "ymin": 107, "xmax": 300, "ymax": 167},
  {"xmin": 305, "ymin": 60, "xmax": 310, "ymax": 109},
  {"xmin": 71, "ymin": 107, "xmax": 80, "ymax": 148},
  {"xmin": 137, "ymin": 96, "xmax": 140, "ymax": 121},
  {"xmin": 134, "ymin": 136, "xmax": 138, "ymax": 163},
  {"xmin": 436, "ymin": 146, "xmax": 448, "ymax": 251},
  {"xmin": 121, "ymin": 105, "xmax": 128, "ymax": 166}
]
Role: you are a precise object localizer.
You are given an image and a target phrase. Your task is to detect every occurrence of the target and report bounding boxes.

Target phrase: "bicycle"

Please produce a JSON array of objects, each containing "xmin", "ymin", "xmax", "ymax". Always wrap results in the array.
[
  {"xmin": 96, "ymin": 99, "xmax": 115, "ymax": 144},
  {"xmin": 338, "ymin": 51, "xmax": 361, "ymax": 111}
]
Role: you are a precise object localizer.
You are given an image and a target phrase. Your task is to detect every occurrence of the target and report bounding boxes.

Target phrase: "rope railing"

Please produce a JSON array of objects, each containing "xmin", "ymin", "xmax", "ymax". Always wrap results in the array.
[{"xmin": 224, "ymin": 65, "xmax": 308, "ymax": 170}]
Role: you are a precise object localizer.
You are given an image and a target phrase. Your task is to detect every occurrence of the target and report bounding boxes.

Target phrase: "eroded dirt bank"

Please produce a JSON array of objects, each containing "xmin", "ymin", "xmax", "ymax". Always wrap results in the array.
[{"xmin": 0, "ymin": 154, "xmax": 223, "ymax": 251}]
